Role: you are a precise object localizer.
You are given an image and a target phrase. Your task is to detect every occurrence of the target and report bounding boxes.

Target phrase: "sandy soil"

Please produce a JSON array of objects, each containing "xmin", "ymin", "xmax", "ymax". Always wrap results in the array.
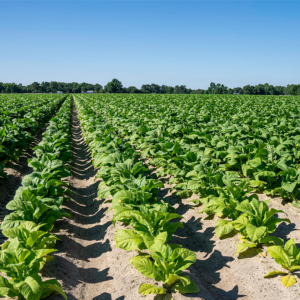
[{"xmin": 42, "ymin": 104, "xmax": 300, "ymax": 300}]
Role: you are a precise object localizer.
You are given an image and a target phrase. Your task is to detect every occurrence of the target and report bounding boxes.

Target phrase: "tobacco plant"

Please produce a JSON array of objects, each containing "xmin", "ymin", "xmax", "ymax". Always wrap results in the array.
[
  {"xmin": 264, "ymin": 239, "xmax": 300, "ymax": 287},
  {"xmin": 130, "ymin": 234, "xmax": 199, "ymax": 297}
]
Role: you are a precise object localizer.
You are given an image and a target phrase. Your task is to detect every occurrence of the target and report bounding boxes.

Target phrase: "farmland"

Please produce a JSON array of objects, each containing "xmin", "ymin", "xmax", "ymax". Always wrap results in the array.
[{"xmin": 1, "ymin": 94, "xmax": 300, "ymax": 300}]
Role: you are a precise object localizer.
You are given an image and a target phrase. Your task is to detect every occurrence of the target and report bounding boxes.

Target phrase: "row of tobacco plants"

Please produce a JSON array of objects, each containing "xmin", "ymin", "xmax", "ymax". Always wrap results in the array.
[
  {"xmin": 79, "ymin": 94, "xmax": 300, "ymax": 290},
  {"xmin": 0, "ymin": 96, "xmax": 73, "ymax": 299},
  {"xmin": 0, "ymin": 94, "xmax": 68, "ymax": 180},
  {"xmin": 75, "ymin": 94, "xmax": 200, "ymax": 298}
]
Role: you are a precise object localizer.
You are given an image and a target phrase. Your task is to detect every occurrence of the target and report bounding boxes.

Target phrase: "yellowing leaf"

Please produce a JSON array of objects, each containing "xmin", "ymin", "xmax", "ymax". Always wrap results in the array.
[
  {"xmin": 138, "ymin": 284, "xmax": 166, "ymax": 295},
  {"xmin": 282, "ymin": 274, "xmax": 297, "ymax": 287}
]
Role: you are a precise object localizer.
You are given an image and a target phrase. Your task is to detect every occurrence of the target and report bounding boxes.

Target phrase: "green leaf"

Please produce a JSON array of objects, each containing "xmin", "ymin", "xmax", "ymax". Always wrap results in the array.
[
  {"xmin": 263, "ymin": 270, "xmax": 288, "ymax": 278},
  {"xmin": 232, "ymin": 214, "xmax": 249, "ymax": 232},
  {"xmin": 263, "ymin": 208, "xmax": 286, "ymax": 225},
  {"xmin": 42, "ymin": 279, "xmax": 67, "ymax": 300},
  {"xmin": 290, "ymin": 266, "xmax": 300, "ymax": 272},
  {"xmin": 19, "ymin": 273, "xmax": 43, "ymax": 300},
  {"xmin": 1, "ymin": 213, "xmax": 24, "ymax": 229},
  {"xmin": 164, "ymin": 274, "xmax": 180, "ymax": 286},
  {"xmin": 132, "ymin": 257, "xmax": 163, "ymax": 281},
  {"xmin": 33, "ymin": 202, "xmax": 49, "ymax": 220},
  {"xmin": 171, "ymin": 248, "xmax": 197, "ymax": 275},
  {"xmin": 268, "ymin": 246, "xmax": 291, "ymax": 266},
  {"xmin": 260, "ymin": 236, "xmax": 284, "ymax": 246},
  {"xmin": 284, "ymin": 238, "xmax": 296, "ymax": 251},
  {"xmin": 114, "ymin": 229, "xmax": 144, "ymax": 251},
  {"xmin": 282, "ymin": 182, "xmax": 297, "ymax": 193},
  {"xmin": 26, "ymin": 231, "xmax": 48, "ymax": 248},
  {"xmin": 0, "ymin": 276, "xmax": 19, "ymax": 298},
  {"xmin": 215, "ymin": 219, "xmax": 234, "ymax": 238},
  {"xmin": 235, "ymin": 242, "xmax": 257, "ymax": 255},
  {"xmin": 2, "ymin": 228, "xmax": 23, "ymax": 240},
  {"xmin": 246, "ymin": 224, "xmax": 267, "ymax": 243},
  {"xmin": 174, "ymin": 276, "xmax": 200, "ymax": 294},
  {"xmin": 138, "ymin": 284, "xmax": 166, "ymax": 295}
]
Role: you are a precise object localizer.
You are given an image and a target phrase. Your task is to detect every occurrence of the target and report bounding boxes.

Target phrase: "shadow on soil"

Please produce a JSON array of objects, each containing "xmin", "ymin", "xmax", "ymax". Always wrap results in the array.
[
  {"xmin": 182, "ymin": 250, "xmax": 246, "ymax": 300},
  {"xmin": 156, "ymin": 178, "xmax": 246, "ymax": 299},
  {"xmin": 93, "ymin": 294, "xmax": 124, "ymax": 300},
  {"xmin": 43, "ymin": 103, "xmax": 113, "ymax": 300}
]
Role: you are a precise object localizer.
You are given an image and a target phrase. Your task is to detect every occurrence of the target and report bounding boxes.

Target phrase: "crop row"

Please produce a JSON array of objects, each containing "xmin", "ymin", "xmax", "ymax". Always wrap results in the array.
[
  {"xmin": 0, "ymin": 95, "xmax": 63, "ymax": 120},
  {"xmin": 0, "ymin": 95, "xmax": 67, "ymax": 180},
  {"xmin": 74, "ymin": 95, "xmax": 201, "ymax": 297},
  {"xmin": 79, "ymin": 94, "xmax": 300, "ymax": 290},
  {"xmin": 0, "ymin": 96, "xmax": 72, "ymax": 300},
  {"xmin": 84, "ymin": 94, "xmax": 300, "ymax": 206}
]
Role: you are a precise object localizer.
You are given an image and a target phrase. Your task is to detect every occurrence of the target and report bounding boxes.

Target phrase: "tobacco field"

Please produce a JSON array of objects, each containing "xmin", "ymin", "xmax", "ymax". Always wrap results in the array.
[{"xmin": 1, "ymin": 93, "xmax": 300, "ymax": 300}]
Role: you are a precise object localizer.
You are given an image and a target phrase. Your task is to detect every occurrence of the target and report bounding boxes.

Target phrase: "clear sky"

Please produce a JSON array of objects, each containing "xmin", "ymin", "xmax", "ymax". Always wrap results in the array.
[{"xmin": 1, "ymin": 1, "xmax": 299, "ymax": 89}]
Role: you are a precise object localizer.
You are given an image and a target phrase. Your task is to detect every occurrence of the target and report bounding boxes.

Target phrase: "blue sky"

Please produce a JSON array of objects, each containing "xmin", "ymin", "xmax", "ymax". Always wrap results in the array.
[{"xmin": 1, "ymin": 1, "xmax": 299, "ymax": 89}]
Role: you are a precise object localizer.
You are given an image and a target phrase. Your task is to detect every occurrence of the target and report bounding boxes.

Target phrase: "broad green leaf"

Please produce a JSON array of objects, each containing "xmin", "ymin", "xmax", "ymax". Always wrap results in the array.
[
  {"xmin": 246, "ymin": 224, "xmax": 267, "ymax": 243},
  {"xmin": 171, "ymin": 248, "xmax": 197, "ymax": 275},
  {"xmin": 215, "ymin": 219, "xmax": 234, "ymax": 237},
  {"xmin": 114, "ymin": 229, "xmax": 144, "ymax": 251},
  {"xmin": 264, "ymin": 270, "xmax": 288, "ymax": 278},
  {"xmin": 42, "ymin": 279, "xmax": 67, "ymax": 300},
  {"xmin": 27, "ymin": 231, "xmax": 48, "ymax": 248},
  {"xmin": 164, "ymin": 274, "xmax": 180, "ymax": 286},
  {"xmin": 19, "ymin": 274, "xmax": 43, "ymax": 300},
  {"xmin": 1, "ymin": 213, "xmax": 24, "ymax": 229},
  {"xmin": 282, "ymin": 182, "xmax": 297, "ymax": 193},
  {"xmin": 235, "ymin": 242, "xmax": 257, "ymax": 255},
  {"xmin": 290, "ymin": 266, "xmax": 300, "ymax": 272},
  {"xmin": 132, "ymin": 257, "xmax": 163, "ymax": 281},
  {"xmin": 174, "ymin": 276, "xmax": 199, "ymax": 294},
  {"xmin": 2, "ymin": 228, "xmax": 23, "ymax": 240},
  {"xmin": 268, "ymin": 246, "xmax": 291, "ymax": 266}
]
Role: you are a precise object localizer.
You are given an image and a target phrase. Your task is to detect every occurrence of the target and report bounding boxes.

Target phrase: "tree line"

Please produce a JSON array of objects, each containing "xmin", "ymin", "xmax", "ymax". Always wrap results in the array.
[{"xmin": 0, "ymin": 79, "xmax": 299, "ymax": 95}]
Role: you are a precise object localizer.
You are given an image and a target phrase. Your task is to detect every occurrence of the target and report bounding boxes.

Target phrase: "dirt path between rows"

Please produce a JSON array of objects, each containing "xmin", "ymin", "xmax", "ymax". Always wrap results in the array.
[
  {"xmin": 43, "ymin": 103, "xmax": 114, "ymax": 300},
  {"xmin": 43, "ymin": 103, "xmax": 300, "ymax": 300}
]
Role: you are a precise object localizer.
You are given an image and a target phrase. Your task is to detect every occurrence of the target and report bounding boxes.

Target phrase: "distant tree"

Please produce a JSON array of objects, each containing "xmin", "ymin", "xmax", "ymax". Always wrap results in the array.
[
  {"xmin": 161, "ymin": 85, "xmax": 167, "ymax": 93},
  {"xmin": 0, "ymin": 80, "xmax": 298, "ymax": 95},
  {"xmin": 150, "ymin": 84, "xmax": 161, "ymax": 93},
  {"xmin": 220, "ymin": 84, "xmax": 228, "ymax": 94},
  {"xmin": 49, "ymin": 81, "xmax": 58, "ymax": 93},
  {"xmin": 233, "ymin": 87, "xmax": 243, "ymax": 94},
  {"xmin": 94, "ymin": 83, "xmax": 103, "ymax": 93},
  {"xmin": 166, "ymin": 86, "xmax": 174, "ymax": 94},
  {"xmin": 80, "ymin": 83, "xmax": 88, "ymax": 93},
  {"xmin": 243, "ymin": 85, "xmax": 254, "ymax": 95},
  {"xmin": 41, "ymin": 81, "xmax": 50, "ymax": 93},
  {"xmin": 174, "ymin": 85, "xmax": 186, "ymax": 94},
  {"xmin": 208, "ymin": 82, "xmax": 216, "ymax": 94},
  {"xmin": 274, "ymin": 86, "xmax": 285, "ymax": 95},
  {"xmin": 141, "ymin": 84, "xmax": 153, "ymax": 93},
  {"xmin": 72, "ymin": 83, "xmax": 81, "ymax": 93},
  {"xmin": 31, "ymin": 82, "xmax": 40, "ymax": 93},
  {"xmin": 191, "ymin": 89, "xmax": 205, "ymax": 94},
  {"xmin": 104, "ymin": 78, "xmax": 123, "ymax": 93},
  {"xmin": 127, "ymin": 86, "xmax": 139, "ymax": 93},
  {"xmin": 286, "ymin": 84, "xmax": 300, "ymax": 95},
  {"xmin": 253, "ymin": 84, "xmax": 265, "ymax": 95}
]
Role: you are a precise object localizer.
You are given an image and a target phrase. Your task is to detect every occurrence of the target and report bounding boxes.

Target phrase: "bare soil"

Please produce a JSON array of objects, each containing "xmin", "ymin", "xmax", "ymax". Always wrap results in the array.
[{"xmin": 41, "ymin": 105, "xmax": 300, "ymax": 300}]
